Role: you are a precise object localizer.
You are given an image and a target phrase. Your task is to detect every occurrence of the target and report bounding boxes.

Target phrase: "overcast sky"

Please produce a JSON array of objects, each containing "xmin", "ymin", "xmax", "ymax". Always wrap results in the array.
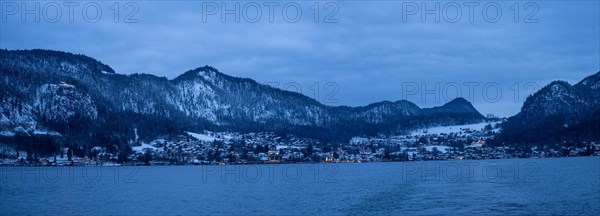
[{"xmin": 1, "ymin": 1, "xmax": 599, "ymax": 117}]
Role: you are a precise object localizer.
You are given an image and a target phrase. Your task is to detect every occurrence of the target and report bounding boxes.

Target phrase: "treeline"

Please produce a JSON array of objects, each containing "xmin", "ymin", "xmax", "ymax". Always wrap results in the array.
[{"xmin": 1, "ymin": 131, "xmax": 136, "ymax": 163}]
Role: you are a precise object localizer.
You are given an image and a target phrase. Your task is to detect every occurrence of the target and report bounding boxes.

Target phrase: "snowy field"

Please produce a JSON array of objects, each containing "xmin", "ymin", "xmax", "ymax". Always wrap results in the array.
[
  {"xmin": 132, "ymin": 143, "xmax": 157, "ymax": 152},
  {"xmin": 410, "ymin": 122, "xmax": 499, "ymax": 136},
  {"xmin": 186, "ymin": 131, "xmax": 217, "ymax": 142}
]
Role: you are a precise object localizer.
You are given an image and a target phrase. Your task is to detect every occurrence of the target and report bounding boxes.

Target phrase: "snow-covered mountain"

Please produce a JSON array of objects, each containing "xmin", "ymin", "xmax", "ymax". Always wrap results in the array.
[
  {"xmin": 35, "ymin": 83, "xmax": 98, "ymax": 123},
  {"xmin": 497, "ymin": 71, "xmax": 600, "ymax": 144},
  {"xmin": 0, "ymin": 95, "xmax": 36, "ymax": 133},
  {"xmin": 518, "ymin": 71, "xmax": 600, "ymax": 122},
  {"xmin": 0, "ymin": 49, "xmax": 485, "ymax": 141}
]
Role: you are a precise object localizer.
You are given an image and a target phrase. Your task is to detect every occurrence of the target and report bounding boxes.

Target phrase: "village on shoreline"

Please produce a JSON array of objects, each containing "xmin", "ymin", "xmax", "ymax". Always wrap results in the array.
[{"xmin": 1, "ymin": 122, "xmax": 600, "ymax": 166}]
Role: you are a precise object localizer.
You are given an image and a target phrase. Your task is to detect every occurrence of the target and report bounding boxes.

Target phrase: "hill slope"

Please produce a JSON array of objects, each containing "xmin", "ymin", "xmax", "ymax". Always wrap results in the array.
[
  {"xmin": 0, "ymin": 49, "xmax": 485, "ymax": 143},
  {"xmin": 496, "ymin": 71, "xmax": 600, "ymax": 145}
]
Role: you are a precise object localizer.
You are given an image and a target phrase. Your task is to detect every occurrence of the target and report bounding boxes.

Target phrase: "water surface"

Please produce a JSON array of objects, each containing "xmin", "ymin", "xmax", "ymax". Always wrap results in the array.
[{"xmin": 1, "ymin": 157, "xmax": 599, "ymax": 215}]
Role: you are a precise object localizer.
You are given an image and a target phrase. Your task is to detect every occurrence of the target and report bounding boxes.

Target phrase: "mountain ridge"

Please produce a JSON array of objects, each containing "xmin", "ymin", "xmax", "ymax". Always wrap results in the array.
[
  {"xmin": 1, "ymin": 49, "xmax": 485, "ymax": 143},
  {"xmin": 496, "ymin": 71, "xmax": 600, "ymax": 145}
]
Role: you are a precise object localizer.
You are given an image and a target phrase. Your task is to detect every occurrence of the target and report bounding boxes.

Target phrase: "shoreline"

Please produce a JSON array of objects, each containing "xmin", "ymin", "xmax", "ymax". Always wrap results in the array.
[{"xmin": 1, "ymin": 155, "xmax": 597, "ymax": 167}]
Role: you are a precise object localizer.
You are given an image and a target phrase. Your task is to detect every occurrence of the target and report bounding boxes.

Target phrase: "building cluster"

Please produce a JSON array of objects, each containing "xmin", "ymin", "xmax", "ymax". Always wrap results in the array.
[{"xmin": 1, "ymin": 125, "xmax": 600, "ymax": 166}]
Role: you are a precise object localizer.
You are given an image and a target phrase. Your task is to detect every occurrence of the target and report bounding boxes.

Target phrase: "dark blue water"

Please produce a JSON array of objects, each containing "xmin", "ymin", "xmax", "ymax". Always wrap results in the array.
[{"xmin": 1, "ymin": 157, "xmax": 599, "ymax": 215}]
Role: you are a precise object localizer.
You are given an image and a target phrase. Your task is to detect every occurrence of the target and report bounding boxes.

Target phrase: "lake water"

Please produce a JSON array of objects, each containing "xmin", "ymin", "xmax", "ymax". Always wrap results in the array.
[{"xmin": 1, "ymin": 157, "xmax": 599, "ymax": 215}]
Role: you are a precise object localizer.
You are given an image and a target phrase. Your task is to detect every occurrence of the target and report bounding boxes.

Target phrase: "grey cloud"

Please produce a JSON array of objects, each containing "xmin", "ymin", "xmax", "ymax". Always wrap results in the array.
[{"xmin": 1, "ymin": 1, "xmax": 598, "ymax": 117}]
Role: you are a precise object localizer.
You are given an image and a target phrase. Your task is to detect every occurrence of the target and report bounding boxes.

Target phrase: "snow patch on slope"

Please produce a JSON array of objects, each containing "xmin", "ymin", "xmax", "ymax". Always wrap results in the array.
[
  {"xmin": 410, "ymin": 122, "xmax": 493, "ymax": 136},
  {"xmin": 187, "ymin": 131, "xmax": 217, "ymax": 142},
  {"xmin": 34, "ymin": 83, "xmax": 98, "ymax": 122},
  {"xmin": 0, "ymin": 96, "xmax": 37, "ymax": 132},
  {"xmin": 132, "ymin": 143, "xmax": 157, "ymax": 152}
]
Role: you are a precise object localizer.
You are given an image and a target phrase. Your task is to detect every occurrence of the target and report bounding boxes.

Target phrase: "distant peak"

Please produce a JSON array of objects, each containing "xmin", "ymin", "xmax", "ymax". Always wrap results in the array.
[
  {"xmin": 1, "ymin": 49, "xmax": 115, "ymax": 74},
  {"xmin": 441, "ymin": 97, "xmax": 479, "ymax": 112},
  {"xmin": 537, "ymin": 80, "xmax": 572, "ymax": 95},
  {"xmin": 394, "ymin": 99, "xmax": 417, "ymax": 106},
  {"xmin": 186, "ymin": 65, "xmax": 221, "ymax": 77},
  {"xmin": 174, "ymin": 65, "xmax": 222, "ymax": 82},
  {"xmin": 548, "ymin": 80, "xmax": 571, "ymax": 87},
  {"xmin": 194, "ymin": 65, "xmax": 220, "ymax": 73},
  {"xmin": 423, "ymin": 97, "xmax": 483, "ymax": 119},
  {"xmin": 445, "ymin": 97, "xmax": 471, "ymax": 106},
  {"xmin": 575, "ymin": 70, "xmax": 600, "ymax": 89},
  {"xmin": 550, "ymin": 80, "xmax": 571, "ymax": 89}
]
